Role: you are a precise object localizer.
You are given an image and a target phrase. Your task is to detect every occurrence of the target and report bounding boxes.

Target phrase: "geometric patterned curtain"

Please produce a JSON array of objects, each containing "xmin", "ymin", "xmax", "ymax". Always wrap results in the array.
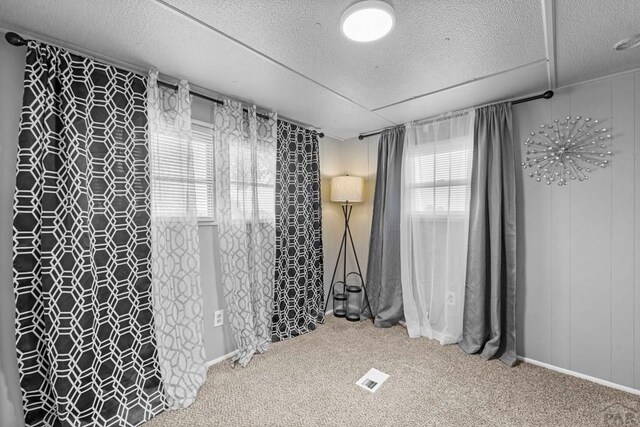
[
  {"xmin": 271, "ymin": 121, "xmax": 325, "ymax": 341},
  {"xmin": 12, "ymin": 42, "xmax": 165, "ymax": 426},
  {"xmin": 147, "ymin": 70, "xmax": 206, "ymax": 408},
  {"xmin": 214, "ymin": 100, "xmax": 277, "ymax": 367}
]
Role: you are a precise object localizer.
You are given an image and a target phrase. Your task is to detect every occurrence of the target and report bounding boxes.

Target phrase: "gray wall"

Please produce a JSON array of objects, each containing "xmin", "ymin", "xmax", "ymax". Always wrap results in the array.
[
  {"xmin": 0, "ymin": 36, "xmax": 26, "ymax": 427},
  {"xmin": 514, "ymin": 72, "xmax": 640, "ymax": 390},
  {"xmin": 198, "ymin": 223, "xmax": 237, "ymax": 362},
  {"xmin": 0, "ymin": 40, "xmax": 237, "ymax": 425}
]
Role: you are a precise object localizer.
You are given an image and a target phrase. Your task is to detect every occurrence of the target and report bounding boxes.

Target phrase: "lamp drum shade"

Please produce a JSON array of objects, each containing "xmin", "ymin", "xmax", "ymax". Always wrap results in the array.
[{"xmin": 331, "ymin": 176, "xmax": 364, "ymax": 203}]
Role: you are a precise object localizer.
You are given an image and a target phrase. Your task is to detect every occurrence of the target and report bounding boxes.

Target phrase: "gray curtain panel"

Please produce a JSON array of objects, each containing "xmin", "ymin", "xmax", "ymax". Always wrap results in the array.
[
  {"xmin": 459, "ymin": 102, "xmax": 517, "ymax": 366},
  {"xmin": 364, "ymin": 126, "xmax": 405, "ymax": 327}
]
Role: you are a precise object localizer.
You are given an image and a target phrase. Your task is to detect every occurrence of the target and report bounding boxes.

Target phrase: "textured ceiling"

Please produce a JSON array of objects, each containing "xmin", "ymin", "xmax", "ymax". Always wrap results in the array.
[
  {"xmin": 0, "ymin": 0, "xmax": 392, "ymax": 138},
  {"xmin": 555, "ymin": 0, "xmax": 640, "ymax": 87},
  {"xmin": 163, "ymin": 0, "xmax": 546, "ymax": 110},
  {"xmin": 0, "ymin": 1, "xmax": 637, "ymax": 139}
]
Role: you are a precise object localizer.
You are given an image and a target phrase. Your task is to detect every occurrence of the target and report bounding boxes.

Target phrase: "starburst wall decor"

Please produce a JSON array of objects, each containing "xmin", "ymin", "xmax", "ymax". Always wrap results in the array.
[{"xmin": 521, "ymin": 116, "xmax": 612, "ymax": 186}]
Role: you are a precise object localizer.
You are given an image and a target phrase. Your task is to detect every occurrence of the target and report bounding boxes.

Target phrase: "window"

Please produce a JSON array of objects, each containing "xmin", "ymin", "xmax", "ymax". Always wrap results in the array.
[
  {"xmin": 191, "ymin": 121, "xmax": 216, "ymax": 221},
  {"xmin": 228, "ymin": 143, "xmax": 275, "ymax": 220},
  {"xmin": 400, "ymin": 113, "xmax": 475, "ymax": 342},
  {"xmin": 152, "ymin": 119, "xmax": 215, "ymax": 222},
  {"xmin": 409, "ymin": 137, "xmax": 473, "ymax": 217},
  {"xmin": 226, "ymin": 117, "xmax": 276, "ymax": 221}
]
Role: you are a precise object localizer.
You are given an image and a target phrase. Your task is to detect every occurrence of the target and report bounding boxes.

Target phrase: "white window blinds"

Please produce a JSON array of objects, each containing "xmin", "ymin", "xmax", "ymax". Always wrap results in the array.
[
  {"xmin": 410, "ymin": 138, "xmax": 473, "ymax": 215},
  {"xmin": 191, "ymin": 122, "xmax": 215, "ymax": 220},
  {"xmin": 227, "ymin": 132, "xmax": 276, "ymax": 221},
  {"xmin": 400, "ymin": 111, "xmax": 475, "ymax": 345},
  {"xmin": 153, "ymin": 120, "xmax": 215, "ymax": 220}
]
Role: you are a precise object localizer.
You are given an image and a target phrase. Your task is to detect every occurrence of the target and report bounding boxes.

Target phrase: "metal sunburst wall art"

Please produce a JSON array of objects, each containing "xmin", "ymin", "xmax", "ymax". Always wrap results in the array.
[{"xmin": 521, "ymin": 116, "xmax": 612, "ymax": 186}]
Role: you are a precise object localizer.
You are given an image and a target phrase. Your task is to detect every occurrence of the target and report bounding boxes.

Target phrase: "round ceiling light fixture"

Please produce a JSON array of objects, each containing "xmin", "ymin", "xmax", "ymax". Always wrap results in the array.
[
  {"xmin": 341, "ymin": 1, "xmax": 395, "ymax": 42},
  {"xmin": 613, "ymin": 33, "xmax": 640, "ymax": 51}
]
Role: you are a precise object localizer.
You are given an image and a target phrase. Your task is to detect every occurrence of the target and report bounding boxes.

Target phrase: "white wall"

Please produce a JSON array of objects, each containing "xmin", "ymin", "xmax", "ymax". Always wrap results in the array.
[
  {"xmin": 319, "ymin": 135, "xmax": 378, "ymax": 304},
  {"xmin": 318, "ymin": 136, "xmax": 343, "ymax": 300},
  {"xmin": 514, "ymin": 72, "xmax": 640, "ymax": 390}
]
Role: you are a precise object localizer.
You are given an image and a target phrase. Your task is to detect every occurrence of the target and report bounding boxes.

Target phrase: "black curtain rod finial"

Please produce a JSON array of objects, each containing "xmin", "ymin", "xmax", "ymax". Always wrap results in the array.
[
  {"xmin": 512, "ymin": 90, "xmax": 554, "ymax": 105},
  {"xmin": 5, "ymin": 32, "xmax": 27, "ymax": 46}
]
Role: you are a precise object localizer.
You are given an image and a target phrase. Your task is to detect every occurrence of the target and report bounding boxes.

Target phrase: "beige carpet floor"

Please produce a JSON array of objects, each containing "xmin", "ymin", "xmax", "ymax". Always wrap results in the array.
[{"xmin": 145, "ymin": 316, "xmax": 640, "ymax": 427}]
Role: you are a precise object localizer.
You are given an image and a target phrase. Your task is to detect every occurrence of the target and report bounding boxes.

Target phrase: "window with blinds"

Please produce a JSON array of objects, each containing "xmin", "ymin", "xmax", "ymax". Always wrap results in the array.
[
  {"xmin": 409, "ymin": 137, "xmax": 473, "ymax": 216},
  {"xmin": 192, "ymin": 122, "xmax": 216, "ymax": 220},
  {"xmin": 153, "ymin": 120, "xmax": 215, "ymax": 221},
  {"xmin": 228, "ymin": 137, "xmax": 275, "ymax": 221}
]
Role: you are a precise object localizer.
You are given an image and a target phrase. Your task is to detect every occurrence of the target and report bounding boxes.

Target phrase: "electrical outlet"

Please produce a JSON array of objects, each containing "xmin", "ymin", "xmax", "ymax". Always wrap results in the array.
[
  {"xmin": 214, "ymin": 309, "xmax": 224, "ymax": 327},
  {"xmin": 446, "ymin": 292, "xmax": 456, "ymax": 306}
]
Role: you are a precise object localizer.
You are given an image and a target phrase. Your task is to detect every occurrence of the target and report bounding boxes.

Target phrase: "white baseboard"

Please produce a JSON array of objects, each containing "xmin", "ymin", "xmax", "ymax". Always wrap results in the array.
[
  {"xmin": 205, "ymin": 350, "xmax": 238, "ymax": 367},
  {"xmin": 205, "ymin": 336, "xmax": 640, "ymax": 397},
  {"xmin": 205, "ymin": 313, "xmax": 332, "ymax": 367},
  {"xmin": 517, "ymin": 356, "xmax": 640, "ymax": 396}
]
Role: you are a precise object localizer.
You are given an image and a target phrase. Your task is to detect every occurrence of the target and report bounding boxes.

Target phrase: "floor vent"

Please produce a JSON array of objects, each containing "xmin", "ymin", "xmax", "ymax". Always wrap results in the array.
[{"xmin": 356, "ymin": 368, "xmax": 389, "ymax": 393}]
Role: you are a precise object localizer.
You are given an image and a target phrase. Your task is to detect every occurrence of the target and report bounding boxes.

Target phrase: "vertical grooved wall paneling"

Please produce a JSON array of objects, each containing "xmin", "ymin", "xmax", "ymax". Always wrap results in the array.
[
  {"xmin": 550, "ymin": 91, "xmax": 572, "ymax": 370},
  {"xmin": 515, "ymin": 71, "xmax": 640, "ymax": 390},
  {"xmin": 515, "ymin": 98, "xmax": 552, "ymax": 362},
  {"xmin": 568, "ymin": 80, "xmax": 612, "ymax": 381},
  {"xmin": 611, "ymin": 74, "xmax": 635, "ymax": 388}
]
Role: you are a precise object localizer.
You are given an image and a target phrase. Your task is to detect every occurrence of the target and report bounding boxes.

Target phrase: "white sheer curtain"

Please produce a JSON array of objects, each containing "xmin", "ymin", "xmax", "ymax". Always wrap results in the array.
[
  {"xmin": 147, "ymin": 70, "xmax": 206, "ymax": 408},
  {"xmin": 214, "ymin": 100, "xmax": 277, "ymax": 367},
  {"xmin": 400, "ymin": 111, "xmax": 475, "ymax": 345}
]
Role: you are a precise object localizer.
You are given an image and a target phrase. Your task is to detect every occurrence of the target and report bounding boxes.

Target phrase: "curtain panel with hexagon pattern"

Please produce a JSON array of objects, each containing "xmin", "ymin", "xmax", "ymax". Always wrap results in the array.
[
  {"xmin": 13, "ymin": 42, "xmax": 166, "ymax": 426},
  {"xmin": 147, "ymin": 71, "xmax": 206, "ymax": 410},
  {"xmin": 271, "ymin": 121, "xmax": 325, "ymax": 342},
  {"xmin": 214, "ymin": 100, "xmax": 278, "ymax": 368}
]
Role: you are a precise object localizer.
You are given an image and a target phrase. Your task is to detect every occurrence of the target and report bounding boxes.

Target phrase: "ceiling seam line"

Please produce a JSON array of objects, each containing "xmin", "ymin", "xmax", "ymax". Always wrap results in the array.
[
  {"xmin": 0, "ymin": 25, "xmax": 151, "ymax": 75},
  {"xmin": 1, "ymin": 25, "xmax": 346, "ymax": 136},
  {"xmin": 541, "ymin": 0, "xmax": 558, "ymax": 89},
  {"xmin": 371, "ymin": 58, "xmax": 548, "ymax": 112},
  {"xmin": 0, "ymin": 26, "xmax": 305, "ymax": 123},
  {"xmin": 150, "ymin": 0, "xmax": 396, "ymax": 126}
]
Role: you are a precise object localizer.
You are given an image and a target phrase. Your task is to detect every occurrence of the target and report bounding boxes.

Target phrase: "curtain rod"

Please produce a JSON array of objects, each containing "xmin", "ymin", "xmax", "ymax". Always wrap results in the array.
[
  {"xmin": 4, "ymin": 31, "xmax": 324, "ymax": 138},
  {"xmin": 155, "ymin": 80, "xmax": 324, "ymax": 138},
  {"xmin": 357, "ymin": 90, "xmax": 554, "ymax": 140}
]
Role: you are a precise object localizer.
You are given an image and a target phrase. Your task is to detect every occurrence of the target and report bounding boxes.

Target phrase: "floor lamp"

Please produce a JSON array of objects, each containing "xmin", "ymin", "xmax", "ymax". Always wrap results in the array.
[{"xmin": 325, "ymin": 175, "xmax": 371, "ymax": 322}]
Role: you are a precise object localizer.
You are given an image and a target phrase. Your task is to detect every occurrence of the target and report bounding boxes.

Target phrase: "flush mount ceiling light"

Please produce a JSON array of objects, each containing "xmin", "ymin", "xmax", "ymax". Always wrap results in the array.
[
  {"xmin": 613, "ymin": 33, "xmax": 640, "ymax": 51},
  {"xmin": 341, "ymin": 1, "xmax": 395, "ymax": 42}
]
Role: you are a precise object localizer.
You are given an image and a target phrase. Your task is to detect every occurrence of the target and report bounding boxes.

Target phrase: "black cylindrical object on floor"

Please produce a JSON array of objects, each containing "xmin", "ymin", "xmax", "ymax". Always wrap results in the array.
[{"xmin": 346, "ymin": 285, "xmax": 362, "ymax": 321}]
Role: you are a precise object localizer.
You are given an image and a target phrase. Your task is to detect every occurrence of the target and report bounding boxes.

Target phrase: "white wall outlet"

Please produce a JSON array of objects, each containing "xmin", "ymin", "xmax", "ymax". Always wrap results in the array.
[
  {"xmin": 446, "ymin": 292, "xmax": 456, "ymax": 306},
  {"xmin": 214, "ymin": 309, "xmax": 224, "ymax": 327}
]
